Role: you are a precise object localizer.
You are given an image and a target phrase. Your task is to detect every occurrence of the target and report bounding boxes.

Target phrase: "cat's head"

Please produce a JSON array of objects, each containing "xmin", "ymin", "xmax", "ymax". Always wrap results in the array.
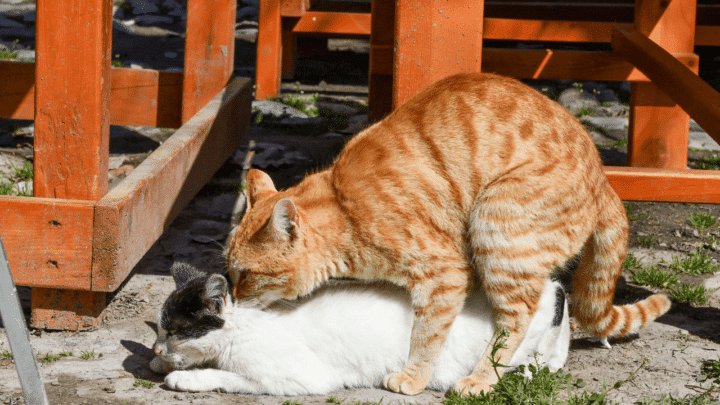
[
  {"xmin": 225, "ymin": 169, "xmax": 315, "ymax": 305},
  {"xmin": 152, "ymin": 263, "xmax": 230, "ymax": 371}
]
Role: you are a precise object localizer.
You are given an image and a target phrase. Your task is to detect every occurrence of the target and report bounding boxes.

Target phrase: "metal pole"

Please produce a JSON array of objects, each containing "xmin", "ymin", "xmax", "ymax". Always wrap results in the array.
[{"xmin": 0, "ymin": 236, "xmax": 49, "ymax": 405}]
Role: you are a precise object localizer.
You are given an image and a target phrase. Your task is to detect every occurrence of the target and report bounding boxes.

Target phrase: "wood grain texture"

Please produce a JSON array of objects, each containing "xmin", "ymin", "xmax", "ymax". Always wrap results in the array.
[
  {"xmin": 623, "ymin": 0, "xmax": 695, "ymax": 170},
  {"xmin": 293, "ymin": 12, "xmax": 371, "ymax": 36},
  {"xmin": 605, "ymin": 166, "xmax": 720, "ymax": 203},
  {"xmin": 183, "ymin": 0, "xmax": 236, "ymax": 123},
  {"xmin": 614, "ymin": 27, "xmax": 720, "ymax": 147},
  {"xmin": 0, "ymin": 63, "xmax": 183, "ymax": 127},
  {"xmin": 92, "ymin": 78, "xmax": 252, "ymax": 292},
  {"xmin": 256, "ymin": 0, "xmax": 282, "ymax": 99},
  {"xmin": 393, "ymin": 0, "xmax": 484, "ymax": 106},
  {"xmin": 34, "ymin": 0, "xmax": 112, "ymax": 200},
  {"xmin": 0, "ymin": 196, "xmax": 94, "ymax": 290}
]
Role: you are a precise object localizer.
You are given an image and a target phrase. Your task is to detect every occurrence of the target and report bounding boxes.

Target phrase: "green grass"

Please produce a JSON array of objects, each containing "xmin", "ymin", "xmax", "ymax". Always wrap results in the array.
[
  {"xmin": 112, "ymin": 60, "xmax": 124, "ymax": 67},
  {"xmin": 625, "ymin": 203, "xmax": 642, "ymax": 221},
  {"xmin": 133, "ymin": 378, "xmax": 155, "ymax": 388},
  {"xmin": 12, "ymin": 161, "xmax": 33, "ymax": 181},
  {"xmin": 282, "ymin": 401, "xmax": 303, "ymax": 405},
  {"xmin": 0, "ymin": 350, "xmax": 11, "ymax": 359},
  {"xmin": 670, "ymin": 284, "xmax": 715, "ymax": 306},
  {"xmin": 613, "ymin": 139, "xmax": 628, "ymax": 149},
  {"xmin": 0, "ymin": 49, "xmax": 17, "ymax": 59},
  {"xmin": 80, "ymin": 350, "xmax": 96, "ymax": 360},
  {"xmin": 637, "ymin": 235, "xmax": 657, "ymax": 247},
  {"xmin": 667, "ymin": 248, "xmax": 718, "ymax": 275},
  {"xmin": 0, "ymin": 182, "xmax": 13, "ymax": 195},
  {"xmin": 696, "ymin": 155, "xmax": 720, "ymax": 170},
  {"xmin": 690, "ymin": 212, "xmax": 717, "ymax": 229},
  {"xmin": 41, "ymin": 352, "xmax": 72, "ymax": 363},
  {"xmin": 325, "ymin": 397, "xmax": 345, "ymax": 404},
  {"xmin": 269, "ymin": 93, "xmax": 320, "ymax": 117},
  {"xmin": 630, "ymin": 266, "xmax": 679, "ymax": 289},
  {"xmin": 575, "ymin": 107, "xmax": 595, "ymax": 118},
  {"xmin": 623, "ymin": 253, "xmax": 643, "ymax": 269},
  {"xmin": 0, "ymin": 161, "xmax": 33, "ymax": 196}
]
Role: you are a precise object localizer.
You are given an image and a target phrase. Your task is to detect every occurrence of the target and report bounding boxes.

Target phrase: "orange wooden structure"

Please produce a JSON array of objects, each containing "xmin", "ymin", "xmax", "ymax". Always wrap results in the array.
[
  {"xmin": 366, "ymin": 0, "xmax": 720, "ymax": 203},
  {"xmin": 0, "ymin": 0, "xmax": 252, "ymax": 329},
  {"xmin": 257, "ymin": 0, "xmax": 720, "ymax": 202},
  {"xmin": 255, "ymin": 0, "xmax": 371, "ymax": 99}
]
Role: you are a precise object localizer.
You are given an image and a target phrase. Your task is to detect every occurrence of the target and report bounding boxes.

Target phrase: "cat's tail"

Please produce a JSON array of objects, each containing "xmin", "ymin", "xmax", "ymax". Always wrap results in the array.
[{"xmin": 571, "ymin": 193, "xmax": 671, "ymax": 340}]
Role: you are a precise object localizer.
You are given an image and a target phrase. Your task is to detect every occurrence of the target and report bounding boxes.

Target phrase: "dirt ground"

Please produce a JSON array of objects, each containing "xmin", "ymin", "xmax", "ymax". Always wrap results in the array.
[{"xmin": 3, "ymin": 6, "xmax": 720, "ymax": 405}]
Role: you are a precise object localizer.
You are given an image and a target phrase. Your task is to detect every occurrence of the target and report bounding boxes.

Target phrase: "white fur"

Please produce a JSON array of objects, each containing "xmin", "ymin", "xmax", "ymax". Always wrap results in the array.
[{"xmin": 152, "ymin": 279, "xmax": 569, "ymax": 395}]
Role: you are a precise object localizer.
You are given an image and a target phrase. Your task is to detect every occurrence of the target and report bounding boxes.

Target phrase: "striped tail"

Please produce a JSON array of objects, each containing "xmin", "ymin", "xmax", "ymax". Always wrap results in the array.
[{"xmin": 571, "ymin": 196, "xmax": 671, "ymax": 339}]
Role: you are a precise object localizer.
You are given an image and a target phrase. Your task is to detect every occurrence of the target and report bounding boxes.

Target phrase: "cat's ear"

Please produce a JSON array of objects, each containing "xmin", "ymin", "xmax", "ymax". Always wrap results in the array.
[
  {"xmin": 170, "ymin": 262, "xmax": 205, "ymax": 289},
  {"xmin": 202, "ymin": 274, "xmax": 229, "ymax": 313},
  {"xmin": 246, "ymin": 169, "xmax": 277, "ymax": 208},
  {"xmin": 269, "ymin": 198, "xmax": 300, "ymax": 242}
]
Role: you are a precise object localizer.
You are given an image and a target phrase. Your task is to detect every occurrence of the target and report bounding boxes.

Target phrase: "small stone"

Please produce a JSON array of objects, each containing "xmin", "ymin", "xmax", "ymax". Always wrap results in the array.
[
  {"xmin": 0, "ymin": 15, "xmax": 25, "ymax": 28},
  {"xmin": 164, "ymin": 51, "xmax": 178, "ymax": 59},
  {"xmin": 659, "ymin": 242, "xmax": 668, "ymax": 248},
  {"xmin": 14, "ymin": 49, "xmax": 34, "ymax": 60},
  {"xmin": 674, "ymin": 230, "xmax": 682, "ymax": 238},
  {"xmin": 278, "ymin": 116, "xmax": 324, "ymax": 126},
  {"xmin": 103, "ymin": 387, "xmax": 116, "ymax": 393},
  {"xmin": 252, "ymin": 100, "xmax": 308, "ymax": 119},
  {"xmin": 315, "ymin": 101, "xmax": 358, "ymax": 115},
  {"xmin": 557, "ymin": 87, "xmax": 600, "ymax": 115}
]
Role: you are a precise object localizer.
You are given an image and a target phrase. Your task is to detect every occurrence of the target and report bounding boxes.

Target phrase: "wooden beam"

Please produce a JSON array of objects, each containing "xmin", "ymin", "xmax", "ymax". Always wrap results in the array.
[
  {"xmin": 605, "ymin": 166, "xmax": 720, "ymax": 203},
  {"xmin": 280, "ymin": 0, "xmax": 309, "ymax": 18},
  {"xmin": 92, "ymin": 78, "xmax": 252, "ymax": 292},
  {"xmin": 393, "ymin": 0, "xmax": 485, "ymax": 106},
  {"xmin": 256, "ymin": 0, "xmax": 282, "ymax": 100},
  {"xmin": 483, "ymin": 19, "xmax": 720, "ymax": 46},
  {"xmin": 293, "ymin": 12, "xmax": 371, "ymax": 36},
  {"xmin": 34, "ymin": 0, "xmax": 112, "ymax": 201},
  {"xmin": 613, "ymin": 26, "xmax": 720, "ymax": 146},
  {"xmin": 183, "ymin": 0, "xmax": 236, "ymax": 123},
  {"xmin": 0, "ymin": 197, "xmax": 94, "ymax": 290},
  {"xmin": 109, "ymin": 69, "xmax": 183, "ymax": 128},
  {"xmin": 0, "ymin": 63, "xmax": 183, "ymax": 128}
]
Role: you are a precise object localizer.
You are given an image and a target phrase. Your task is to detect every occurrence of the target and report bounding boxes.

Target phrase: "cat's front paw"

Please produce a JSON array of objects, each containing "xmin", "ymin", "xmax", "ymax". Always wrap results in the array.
[
  {"xmin": 150, "ymin": 356, "xmax": 174, "ymax": 374},
  {"xmin": 165, "ymin": 370, "xmax": 212, "ymax": 392},
  {"xmin": 382, "ymin": 372, "xmax": 425, "ymax": 395},
  {"xmin": 452, "ymin": 376, "xmax": 492, "ymax": 396}
]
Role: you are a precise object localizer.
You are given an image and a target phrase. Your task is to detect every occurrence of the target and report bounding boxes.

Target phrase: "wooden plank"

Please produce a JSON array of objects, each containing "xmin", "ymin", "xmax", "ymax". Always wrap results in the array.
[
  {"xmin": 281, "ymin": 0, "xmax": 310, "ymax": 18},
  {"xmin": 34, "ymin": 0, "xmax": 112, "ymax": 201},
  {"xmin": 293, "ymin": 12, "xmax": 371, "ymax": 36},
  {"xmin": 256, "ymin": 0, "xmax": 282, "ymax": 99},
  {"xmin": 394, "ymin": 0, "xmax": 485, "ymax": 107},
  {"xmin": 92, "ymin": 78, "xmax": 252, "ymax": 292},
  {"xmin": 0, "ymin": 63, "xmax": 183, "ymax": 127},
  {"xmin": 623, "ymin": 0, "xmax": 695, "ymax": 170},
  {"xmin": 695, "ymin": 25, "xmax": 720, "ymax": 47},
  {"xmin": 183, "ymin": 0, "xmax": 236, "ymax": 123},
  {"xmin": 109, "ymin": 69, "xmax": 183, "ymax": 128},
  {"xmin": 613, "ymin": 27, "xmax": 720, "ymax": 146},
  {"xmin": 0, "ymin": 197, "xmax": 94, "ymax": 290},
  {"xmin": 605, "ymin": 166, "xmax": 720, "ymax": 203},
  {"xmin": 484, "ymin": 19, "xmax": 628, "ymax": 43}
]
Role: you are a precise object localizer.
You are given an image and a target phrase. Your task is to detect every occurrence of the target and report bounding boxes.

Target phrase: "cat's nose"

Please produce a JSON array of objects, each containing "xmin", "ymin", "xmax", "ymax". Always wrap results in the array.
[{"xmin": 153, "ymin": 344, "xmax": 161, "ymax": 355}]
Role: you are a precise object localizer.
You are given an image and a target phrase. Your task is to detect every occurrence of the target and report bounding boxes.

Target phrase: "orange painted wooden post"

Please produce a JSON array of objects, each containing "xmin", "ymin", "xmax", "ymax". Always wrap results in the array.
[
  {"xmin": 32, "ymin": 0, "xmax": 113, "ymax": 329},
  {"xmin": 627, "ymin": 0, "xmax": 696, "ymax": 169},
  {"xmin": 368, "ymin": 0, "xmax": 394, "ymax": 122},
  {"xmin": 256, "ymin": 0, "xmax": 282, "ymax": 100},
  {"xmin": 393, "ymin": 0, "xmax": 485, "ymax": 107},
  {"xmin": 183, "ymin": 0, "xmax": 237, "ymax": 123}
]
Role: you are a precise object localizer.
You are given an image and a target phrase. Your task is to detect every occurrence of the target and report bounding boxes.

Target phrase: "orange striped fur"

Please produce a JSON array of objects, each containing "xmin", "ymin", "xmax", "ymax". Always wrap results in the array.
[{"xmin": 226, "ymin": 73, "xmax": 671, "ymax": 395}]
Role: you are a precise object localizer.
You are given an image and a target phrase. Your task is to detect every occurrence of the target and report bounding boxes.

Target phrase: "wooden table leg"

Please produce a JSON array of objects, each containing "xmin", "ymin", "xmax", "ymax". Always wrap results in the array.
[
  {"xmin": 393, "ymin": 0, "xmax": 485, "ymax": 107},
  {"xmin": 256, "ymin": 0, "xmax": 282, "ymax": 100},
  {"xmin": 183, "ymin": 0, "xmax": 237, "ymax": 123},
  {"xmin": 32, "ymin": 0, "xmax": 113, "ymax": 330},
  {"xmin": 627, "ymin": 0, "xmax": 696, "ymax": 169}
]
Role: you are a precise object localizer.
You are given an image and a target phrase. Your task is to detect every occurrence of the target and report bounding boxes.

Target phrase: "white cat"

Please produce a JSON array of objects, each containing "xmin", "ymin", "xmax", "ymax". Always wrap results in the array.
[{"xmin": 150, "ymin": 263, "xmax": 570, "ymax": 395}]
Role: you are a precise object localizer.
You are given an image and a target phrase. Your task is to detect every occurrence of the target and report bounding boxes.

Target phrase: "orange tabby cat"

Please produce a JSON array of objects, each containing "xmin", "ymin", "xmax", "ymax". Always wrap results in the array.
[{"xmin": 226, "ymin": 73, "xmax": 670, "ymax": 395}]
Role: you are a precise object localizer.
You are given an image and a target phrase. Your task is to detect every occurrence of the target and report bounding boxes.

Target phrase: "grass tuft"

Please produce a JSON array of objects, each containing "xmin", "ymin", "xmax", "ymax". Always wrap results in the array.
[
  {"xmin": 133, "ymin": 378, "xmax": 155, "ymax": 388},
  {"xmin": 696, "ymin": 155, "xmax": 720, "ymax": 170},
  {"xmin": 689, "ymin": 212, "xmax": 717, "ymax": 229},
  {"xmin": 630, "ymin": 266, "xmax": 679, "ymax": 289},
  {"xmin": 670, "ymin": 284, "xmax": 715, "ymax": 306},
  {"xmin": 637, "ymin": 235, "xmax": 657, "ymax": 247},
  {"xmin": 623, "ymin": 253, "xmax": 643, "ymax": 269},
  {"xmin": 667, "ymin": 248, "xmax": 718, "ymax": 275},
  {"xmin": 80, "ymin": 350, "xmax": 96, "ymax": 360}
]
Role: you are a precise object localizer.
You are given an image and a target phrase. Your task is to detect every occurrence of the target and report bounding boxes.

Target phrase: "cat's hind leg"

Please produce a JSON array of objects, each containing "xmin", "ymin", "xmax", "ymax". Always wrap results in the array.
[
  {"xmin": 383, "ymin": 261, "xmax": 472, "ymax": 395},
  {"xmin": 458, "ymin": 176, "xmax": 592, "ymax": 395}
]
